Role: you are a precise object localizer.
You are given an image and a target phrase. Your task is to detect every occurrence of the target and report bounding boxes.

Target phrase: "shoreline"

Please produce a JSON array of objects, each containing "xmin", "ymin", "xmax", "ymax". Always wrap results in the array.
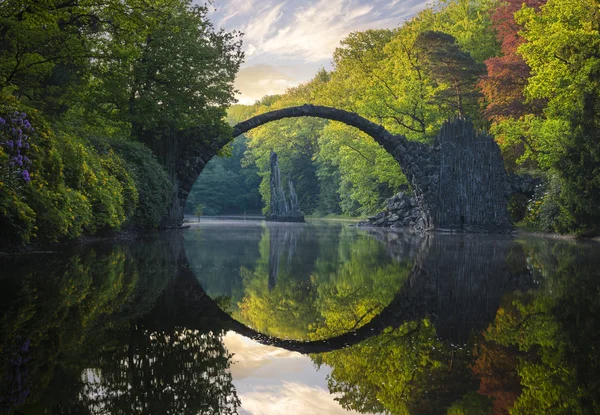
[
  {"xmin": 0, "ymin": 228, "xmax": 184, "ymax": 256},
  {"xmin": 2, "ymin": 221, "xmax": 597, "ymax": 257}
]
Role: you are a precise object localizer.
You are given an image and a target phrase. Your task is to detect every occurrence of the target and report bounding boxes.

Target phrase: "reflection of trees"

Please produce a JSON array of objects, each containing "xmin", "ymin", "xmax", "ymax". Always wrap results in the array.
[
  {"xmin": 80, "ymin": 328, "xmax": 239, "ymax": 415},
  {"xmin": 236, "ymin": 225, "xmax": 412, "ymax": 340},
  {"xmin": 0, "ymin": 246, "xmax": 140, "ymax": 413},
  {"xmin": 0, "ymin": 234, "xmax": 240, "ymax": 414},
  {"xmin": 315, "ymin": 319, "xmax": 479, "ymax": 414},
  {"xmin": 308, "ymin": 234, "xmax": 536, "ymax": 415},
  {"xmin": 479, "ymin": 240, "xmax": 600, "ymax": 415}
]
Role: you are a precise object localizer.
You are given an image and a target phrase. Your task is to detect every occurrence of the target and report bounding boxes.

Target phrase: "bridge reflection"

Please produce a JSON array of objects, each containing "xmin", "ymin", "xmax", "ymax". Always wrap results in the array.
[{"xmin": 145, "ymin": 229, "xmax": 532, "ymax": 354}]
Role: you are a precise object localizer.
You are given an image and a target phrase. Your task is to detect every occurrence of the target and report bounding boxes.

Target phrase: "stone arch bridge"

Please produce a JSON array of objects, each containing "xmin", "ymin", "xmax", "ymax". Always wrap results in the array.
[{"xmin": 169, "ymin": 105, "xmax": 512, "ymax": 232}]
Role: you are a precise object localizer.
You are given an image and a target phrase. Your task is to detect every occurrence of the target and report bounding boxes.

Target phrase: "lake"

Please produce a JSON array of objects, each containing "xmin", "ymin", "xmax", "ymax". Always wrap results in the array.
[{"xmin": 1, "ymin": 218, "xmax": 599, "ymax": 414}]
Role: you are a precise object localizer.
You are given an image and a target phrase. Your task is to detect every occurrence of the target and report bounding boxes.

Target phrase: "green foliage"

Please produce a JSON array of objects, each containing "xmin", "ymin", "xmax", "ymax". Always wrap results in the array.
[
  {"xmin": 88, "ymin": 0, "xmax": 243, "ymax": 138},
  {"xmin": 414, "ymin": 30, "xmax": 485, "ymax": 119},
  {"xmin": 186, "ymin": 135, "xmax": 262, "ymax": 216},
  {"xmin": 110, "ymin": 139, "xmax": 171, "ymax": 228},
  {"xmin": 446, "ymin": 392, "xmax": 492, "ymax": 415},
  {"xmin": 317, "ymin": 122, "xmax": 405, "ymax": 216},
  {"xmin": 0, "ymin": 94, "xmax": 173, "ymax": 244},
  {"xmin": 194, "ymin": 204, "xmax": 204, "ymax": 221},
  {"xmin": 0, "ymin": 0, "xmax": 242, "ymax": 243},
  {"xmin": 484, "ymin": 241, "xmax": 600, "ymax": 414},
  {"xmin": 514, "ymin": 0, "xmax": 600, "ymax": 234}
]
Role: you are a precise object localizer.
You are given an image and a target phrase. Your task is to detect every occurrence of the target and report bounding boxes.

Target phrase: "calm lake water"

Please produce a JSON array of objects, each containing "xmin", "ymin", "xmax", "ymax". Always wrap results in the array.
[{"xmin": 1, "ymin": 218, "xmax": 599, "ymax": 414}]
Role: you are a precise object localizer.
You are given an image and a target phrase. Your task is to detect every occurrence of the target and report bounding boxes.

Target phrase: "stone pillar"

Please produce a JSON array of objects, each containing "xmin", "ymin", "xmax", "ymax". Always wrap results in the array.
[
  {"xmin": 435, "ymin": 118, "xmax": 512, "ymax": 232},
  {"xmin": 266, "ymin": 151, "xmax": 304, "ymax": 222}
]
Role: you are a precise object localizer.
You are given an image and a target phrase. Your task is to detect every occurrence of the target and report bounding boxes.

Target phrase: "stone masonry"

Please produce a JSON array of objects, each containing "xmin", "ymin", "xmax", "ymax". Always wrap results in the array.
[{"xmin": 171, "ymin": 105, "xmax": 513, "ymax": 233}]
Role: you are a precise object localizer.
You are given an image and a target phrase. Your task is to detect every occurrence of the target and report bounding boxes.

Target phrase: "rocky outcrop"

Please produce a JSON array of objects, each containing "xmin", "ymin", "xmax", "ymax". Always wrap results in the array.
[
  {"xmin": 359, "ymin": 192, "xmax": 427, "ymax": 232},
  {"xmin": 508, "ymin": 173, "xmax": 542, "ymax": 196},
  {"xmin": 266, "ymin": 151, "xmax": 304, "ymax": 222}
]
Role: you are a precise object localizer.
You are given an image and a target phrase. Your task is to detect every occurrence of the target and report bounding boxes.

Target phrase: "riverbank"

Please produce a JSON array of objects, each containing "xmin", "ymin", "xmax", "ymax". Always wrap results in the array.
[
  {"xmin": 0, "ymin": 227, "xmax": 185, "ymax": 256},
  {"xmin": 3, "ymin": 219, "xmax": 596, "ymax": 257}
]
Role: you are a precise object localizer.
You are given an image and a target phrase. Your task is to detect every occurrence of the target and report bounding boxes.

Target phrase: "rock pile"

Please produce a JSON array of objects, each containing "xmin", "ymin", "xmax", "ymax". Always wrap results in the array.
[{"xmin": 359, "ymin": 192, "xmax": 426, "ymax": 231}]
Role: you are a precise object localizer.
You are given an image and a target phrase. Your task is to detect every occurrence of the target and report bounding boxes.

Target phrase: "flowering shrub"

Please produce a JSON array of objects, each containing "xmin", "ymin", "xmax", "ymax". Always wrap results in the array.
[
  {"xmin": 0, "ymin": 96, "xmax": 171, "ymax": 245},
  {"xmin": 0, "ymin": 110, "xmax": 38, "ymax": 243},
  {"xmin": 0, "ymin": 112, "xmax": 34, "ymax": 186}
]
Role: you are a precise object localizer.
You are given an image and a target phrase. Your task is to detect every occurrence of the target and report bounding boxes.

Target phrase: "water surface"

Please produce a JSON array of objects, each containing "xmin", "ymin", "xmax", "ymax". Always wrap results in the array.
[{"xmin": 1, "ymin": 219, "xmax": 599, "ymax": 414}]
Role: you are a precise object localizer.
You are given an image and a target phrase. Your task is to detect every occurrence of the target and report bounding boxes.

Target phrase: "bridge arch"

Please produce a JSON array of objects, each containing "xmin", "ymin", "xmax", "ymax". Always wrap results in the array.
[{"xmin": 178, "ymin": 104, "xmax": 512, "ymax": 232}]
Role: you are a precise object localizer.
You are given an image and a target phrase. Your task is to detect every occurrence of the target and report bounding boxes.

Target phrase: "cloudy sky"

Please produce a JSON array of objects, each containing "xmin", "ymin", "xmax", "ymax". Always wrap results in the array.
[
  {"xmin": 224, "ymin": 331, "xmax": 381, "ymax": 414},
  {"xmin": 206, "ymin": 0, "xmax": 432, "ymax": 104}
]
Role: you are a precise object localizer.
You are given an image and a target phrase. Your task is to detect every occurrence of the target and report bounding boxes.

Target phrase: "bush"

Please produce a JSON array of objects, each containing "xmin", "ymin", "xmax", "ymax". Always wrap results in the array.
[
  {"xmin": 0, "ymin": 95, "xmax": 169, "ymax": 244},
  {"xmin": 521, "ymin": 174, "xmax": 561, "ymax": 233},
  {"xmin": 110, "ymin": 139, "xmax": 171, "ymax": 228},
  {"xmin": 56, "ymin": 134, "xmax": 130, "ymax": 233}
]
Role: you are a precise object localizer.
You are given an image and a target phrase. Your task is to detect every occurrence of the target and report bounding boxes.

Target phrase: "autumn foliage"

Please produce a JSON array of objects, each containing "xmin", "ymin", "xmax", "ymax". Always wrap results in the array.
[{"xmin": 479, "ymin": 0, "xmax": 547, "ymax": 121}]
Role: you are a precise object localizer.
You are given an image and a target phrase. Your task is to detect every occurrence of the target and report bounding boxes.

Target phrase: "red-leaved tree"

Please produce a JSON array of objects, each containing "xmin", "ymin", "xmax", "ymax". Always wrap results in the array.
[{"xmin": 478, "ymin": 0, "xmax": 547, "ymax": 121}]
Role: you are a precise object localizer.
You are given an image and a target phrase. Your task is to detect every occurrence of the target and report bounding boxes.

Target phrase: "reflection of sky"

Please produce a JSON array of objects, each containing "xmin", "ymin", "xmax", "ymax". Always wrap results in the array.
[
  {"xmin": 204, "ymin": 0, "xmax": 432, "ymax": 104},
  {"xmin": 224, "ymin": 332, "xmax": 382, "ymax": 415}
]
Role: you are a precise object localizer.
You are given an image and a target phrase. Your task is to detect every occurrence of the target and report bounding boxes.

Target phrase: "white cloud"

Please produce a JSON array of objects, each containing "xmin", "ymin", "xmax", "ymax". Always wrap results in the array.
[
  {"xmin": 234, "ymin": 64, "xmax": 299, "ymax": 104},
  {"xmin": 208, "ymin": 0, "xmax": 432, "ymax": 103},
  {"xmin": 223, "ymin": 332, "xmax": 380, "ymax": 415},
  {"xmin": 236, "ymin": 0, "xmax": 430, "ymax": 62},
  {"xmin": 239, "ymin": 382, "xmax": 370, "ymax": 415}
]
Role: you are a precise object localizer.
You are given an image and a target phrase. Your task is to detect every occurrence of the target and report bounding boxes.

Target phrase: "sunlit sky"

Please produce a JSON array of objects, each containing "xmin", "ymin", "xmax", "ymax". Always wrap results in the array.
[
  {"xmin": 224, "ymin": 332, "xmax": 381, "ymax": 414},
  {"xmin": 206, "ymin": 0, "xmax": 433, "ymax": 104}
]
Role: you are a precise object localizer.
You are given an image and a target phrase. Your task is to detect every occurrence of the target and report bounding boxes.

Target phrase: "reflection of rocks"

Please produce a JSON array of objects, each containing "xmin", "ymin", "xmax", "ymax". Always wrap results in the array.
[
  {"xmin": 267, "ymin": 224, "xmax": 304, "ymax": 289},
  {"xmin": 266, "ymin": 151, "xmax": 304, "ymax": 222},
  {"xmin": 362, "ymin": 226, "xmax": 426, "ymax": 263},
  {"xmin": 359, "ymin": 192, "xmax": 427, "ymax": 232}
]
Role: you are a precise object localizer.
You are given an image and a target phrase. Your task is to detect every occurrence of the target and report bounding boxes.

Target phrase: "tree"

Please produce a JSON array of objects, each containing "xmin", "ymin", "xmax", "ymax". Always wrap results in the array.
[
  {"xmin": 88, "ymin": 0, "xmax": 243, "ymax": 138},
  {"xmin": 516, "ymin": 0, "xmax": 600, "ymax": 234},
  {"xmin": 193, "ymin": 204, "xmax": 204, "ymax": 222},
  {"xmin": 476, "ymin": 0, "xmax": 547, "ymax": 170},
  {"xmin": 414, "ymin": 31, "xmax": 485, "ymax": 119},
  {"xmin": 0, "ymin": 0, "xmax": 92, "ymax": 115}
]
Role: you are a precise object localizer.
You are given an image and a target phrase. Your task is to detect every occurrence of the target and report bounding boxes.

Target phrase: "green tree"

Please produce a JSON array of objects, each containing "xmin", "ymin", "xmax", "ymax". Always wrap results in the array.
[
  {"xmin": 414, "ymin": 31, "xmax": 485, "ymax": 119},
  {"xmin": 516, "ymin": 0, "xmax": 600, "ymax": 234}
]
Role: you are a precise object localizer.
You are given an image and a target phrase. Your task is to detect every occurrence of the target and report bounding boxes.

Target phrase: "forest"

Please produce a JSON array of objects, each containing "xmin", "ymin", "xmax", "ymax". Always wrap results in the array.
[
  {"xmin": 0, "ymin": 0, "xmax": 243, "ymax": 245},
  {"xmin": 1, "ymin": 0, "xmax": 600, "ymax": 245},
  {"xmin": 189, "ymin": 0, "xmax": 600, "ymax": 236}
]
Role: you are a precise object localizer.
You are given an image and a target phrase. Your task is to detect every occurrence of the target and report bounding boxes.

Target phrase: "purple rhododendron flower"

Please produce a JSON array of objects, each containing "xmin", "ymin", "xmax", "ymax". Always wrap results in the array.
[
  {"xmin": 22, "ymin": 170, "xmax": 30, "ymax": 182},
  {"xmin": 0, "ymin": 117, "xmax": 5, "ymax": 125},
  {"xmin": 21, "ymin": 112, "xmax": 26, "ymax": 118}
]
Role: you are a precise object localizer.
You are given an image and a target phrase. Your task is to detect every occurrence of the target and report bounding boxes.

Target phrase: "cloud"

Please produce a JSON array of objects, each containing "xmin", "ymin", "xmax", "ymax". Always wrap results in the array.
[
  {"xmin": 207, "ymin": 0, "xmax": 432, "ymax": 103},
  {"xmin": 224, "ymin": 331, "xmax": 305, "ymax": 379},
  {"xmin": 223, "ymin": 332, "xmax": 380, "ymax": 415},
  {"xmin": 234, "ymin": 64, "xmax": 298, "ymax": 104},
  {"xmin": 235, "ymin": 0, "xmax": 430, "ymax": 62},
  {"xmin": 238, "ymin": 382, "xmax": 370, "ymax": 415}
]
